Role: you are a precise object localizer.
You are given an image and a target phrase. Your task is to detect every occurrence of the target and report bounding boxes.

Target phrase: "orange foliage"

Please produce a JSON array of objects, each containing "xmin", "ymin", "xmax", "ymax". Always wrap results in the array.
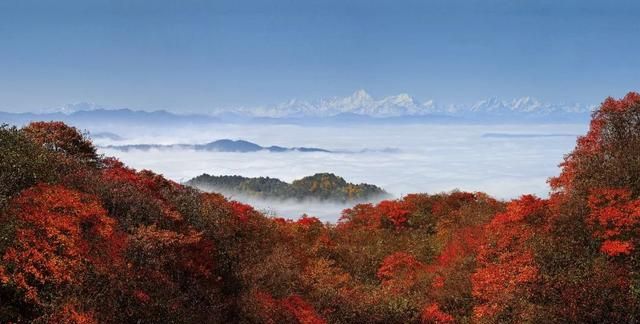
[
  {"xmin": 129, "ymin": 225, "xmax": 215, "ymax": 279},
  {"xmin": 587, "ymin": 188, "xmax": 640, "ymax": 256},
  {"xmin": 48, "ymin": 303, "xmax": 97, "ymax": 324},
  {"xmin": 254, "ymin": 292, "xmax": 326, "ymax": 324},
  {"xmin": 600, "ymin": 240, "xmax": 633, "ymax": 256},
  {"xmin": 0, "ymin": 184, "xmax": 123, "ymax": 304},
  {"xmin": 230, "ymin": 201, "xmax": 257, "ymax": 222},
  {"xmin": 338, "ymin": 203, "xmax": 377, "ymax": 228},
  {"xmin": 101, "ymin": 158, "xmax": 184, "ymax": 222},
  {"xmin": 281, "ymin": 295, "xmax": 327, "ymax": 324},
  {"xmin": 429, "ymin": 191, "xmax": 477, "ymax": 217},
  {"xmin": 550, "ymin": 92, "xmax": 640, "ymax": 191},
  {"xmin": 296, "ymin": 215, "xmax": 323, "ymax": 228},
  {"xmin": 421, "ymin": 303, "xmax": 454, "ymax": 324},
  {"xmin": 376, "ymin": 200, "xmax": 410, "ymax": 228},
  {"xmin": 339, "ymin": 199, "xmax": 411, "ymax": 229},
  {"xmin": 433, "ymin": 226, "xmax": 483, "ymax": 269},
  {"xmin": 22, "ymin": 121, "xmax": 97, "ymax": 164},
  {"xmin": 377, "ymin": 252, "xmax": 425, "ymax": 293},
  {"xmin": 472, "ymin": 195, "xmax": 545, "ymax": 320}
]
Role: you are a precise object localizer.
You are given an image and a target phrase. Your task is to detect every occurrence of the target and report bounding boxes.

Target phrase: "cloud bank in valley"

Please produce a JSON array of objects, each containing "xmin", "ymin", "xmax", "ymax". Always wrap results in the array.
[{"xmin": 97, "ymin": 123, "xmax": 587, "ymax": 222}]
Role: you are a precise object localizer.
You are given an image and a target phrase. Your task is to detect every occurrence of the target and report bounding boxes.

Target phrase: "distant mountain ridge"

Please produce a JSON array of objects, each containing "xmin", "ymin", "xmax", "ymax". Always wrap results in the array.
[
  {"xmin": 0, "ymin": 90, "xmax": 595, "ymax": 126},
  {"xmin": 0, "ymin": 108, "xmax": 220, "ymax": 127},
  {"xmin": 187, "ymin": 173, "xmax": 389, "ymax": 202},
  {"xmin": 100, "ymin": 139, "xmax": 331, "ymax": 153}
]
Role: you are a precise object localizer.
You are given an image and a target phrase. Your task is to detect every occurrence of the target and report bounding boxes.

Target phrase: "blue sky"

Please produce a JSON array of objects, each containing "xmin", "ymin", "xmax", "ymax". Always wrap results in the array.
[{"xmin": 0, "ymin": 0, "xmax": 639, "ymax": 113}]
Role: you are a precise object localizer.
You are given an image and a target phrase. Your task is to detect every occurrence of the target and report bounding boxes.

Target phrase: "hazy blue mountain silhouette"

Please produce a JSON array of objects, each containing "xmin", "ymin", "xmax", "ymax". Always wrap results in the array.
[{"xmin": 102, "ymin": 139, "xmax": 331, "ymax": 153}]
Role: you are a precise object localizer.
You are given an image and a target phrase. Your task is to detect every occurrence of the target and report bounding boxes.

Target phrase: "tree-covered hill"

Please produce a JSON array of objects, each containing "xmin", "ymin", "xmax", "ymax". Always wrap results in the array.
[{"xmin": 186, "ymin": 173, "xmax": 389, "ymax": 202}]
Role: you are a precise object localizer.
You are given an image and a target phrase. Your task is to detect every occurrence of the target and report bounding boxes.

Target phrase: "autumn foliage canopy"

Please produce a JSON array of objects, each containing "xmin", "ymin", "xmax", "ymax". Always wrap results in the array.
[{"xmin": 1, "ymin": 92, "xmax": 640, "ymax": 323}]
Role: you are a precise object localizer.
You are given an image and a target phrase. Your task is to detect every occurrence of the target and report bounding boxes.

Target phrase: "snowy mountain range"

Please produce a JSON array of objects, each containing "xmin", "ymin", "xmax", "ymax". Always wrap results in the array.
[
  {"xmin": 206, "ymin": 90, "xmax": 595, "ymax": 118},
  {"xmin": 0, "ymin": 90, "xmax": 596, "ymax": 128},
  {"xmin": 204, "ymin": 90, "xmax": 595, "ymax": 118},
  {"xmin": 31, "ymin": 90, "xmax": 595, "ymax": 118}
]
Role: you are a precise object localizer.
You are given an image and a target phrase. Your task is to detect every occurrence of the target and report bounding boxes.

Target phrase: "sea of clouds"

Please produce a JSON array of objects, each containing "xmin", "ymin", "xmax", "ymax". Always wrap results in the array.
[{"xmin": 95, "ymin": 123, "xmax": 588, "ymax": 222}]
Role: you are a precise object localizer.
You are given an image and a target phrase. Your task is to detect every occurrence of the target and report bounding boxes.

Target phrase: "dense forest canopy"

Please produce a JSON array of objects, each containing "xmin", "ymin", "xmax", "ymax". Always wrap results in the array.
[
  {"xmin": 0, "ymin": 92, "xmax": 639, "ymax": 323},
  {"xmin": 187, "ymin": 173, "xmax": 389, "ymax": 202}
]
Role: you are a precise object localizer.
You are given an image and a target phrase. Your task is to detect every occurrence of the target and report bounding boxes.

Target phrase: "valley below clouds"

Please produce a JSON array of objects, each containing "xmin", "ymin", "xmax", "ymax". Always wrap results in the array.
[{"xmin": 96, "ymin": 122, "xmax": 587, "ymax": 222}]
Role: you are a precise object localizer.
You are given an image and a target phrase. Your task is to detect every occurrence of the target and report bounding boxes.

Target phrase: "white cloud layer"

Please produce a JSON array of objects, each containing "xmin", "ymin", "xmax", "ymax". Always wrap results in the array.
[{"xmin": 97, "ymin": 123, "xmax": 588, "ymax": 222}]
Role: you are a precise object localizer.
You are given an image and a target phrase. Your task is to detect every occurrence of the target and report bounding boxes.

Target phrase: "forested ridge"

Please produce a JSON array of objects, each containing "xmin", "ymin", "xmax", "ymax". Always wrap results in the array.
[
  {"xmin": 0, "ymin": 92, "xmax": 639, "ymax": 323},
  {"xmin": 186, "ymin": 173, "xmax": 388, "ymax": 202}
]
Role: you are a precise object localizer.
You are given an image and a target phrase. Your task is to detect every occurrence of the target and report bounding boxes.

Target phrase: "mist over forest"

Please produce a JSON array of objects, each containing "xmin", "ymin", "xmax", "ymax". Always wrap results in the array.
[{"xmin": 84, "ymin": 121, "xmax": 585, "ymax": 221}]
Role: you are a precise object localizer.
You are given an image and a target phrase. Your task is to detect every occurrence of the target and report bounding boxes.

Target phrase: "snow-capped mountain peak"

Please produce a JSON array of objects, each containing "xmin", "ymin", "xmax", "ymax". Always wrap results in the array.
[
  {"xmin": 213, "ymin": 91, "xmax": 594, "ymax": 118},
  {"xmin": 384, "ymin": 93, "xmax": 415, "ymax": 106},
  {"xmin": 467, "ymin": 96, "xmax": 592, "ymax": 115},
  {"xmin": 351, "ymin": 89, "xmax": 373, "ymax": 102},
  {"xmin": 510, "ymin": 97, "xmax": 545, "ymax": 112}
]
